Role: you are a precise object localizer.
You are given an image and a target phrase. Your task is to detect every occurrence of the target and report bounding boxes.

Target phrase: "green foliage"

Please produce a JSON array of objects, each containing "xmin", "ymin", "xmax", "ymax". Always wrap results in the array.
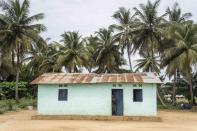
[
  {"xmin": 56, "ymin": 31, "xmax": 89, "ymax": 73},
  {"xmin": 135, "ymin": 52, "xmax": 160, "ymax": 73},
  {"xmin": 26, "ymin": 43, "xmax": 61, "ymax": 76},
  {"xmin": 0, "ymin": 0, "xmax": 196, "ymax": 105},
  {"xmin": 166, "ymin": 2, "xmax": 192, "ymax": 23},
  {"xmin": 0, "ymin": 0, "xmax": 46, "ymax": 100},
  {"xmin": 0, "ymin": 54, "xmax": 15, "ymax": 81},
  {"xmin": 17, "ymin": 98, "xmax": 37, "ymax": 108},
  {"xmin": 111, "ymin": 7, "xmax": 135, "ymax": 71},
  {"xmin": 158, "ymin": 104, "xmax": 179, "ymax": 110},
  {"xmin": 0, "ymin": 82, "xmax": 27, "ymax": 88},
  {"xmin": 133, "ymin": 0, "xmax": 166, "ymax": 54},
  {"xmin": 84, "ymin": 35, "xmax": 98, "ymax": 72},
  {"xmin": 0, "ymin": 99, "xmax": 36, "ymax": 114},
  {"xmin": 0, "ymin": 82, "xmax": 29, "ymax": 99},
  {"xmin": 94, "ymin": 28, "xmax": 125, "ymax": 73}
]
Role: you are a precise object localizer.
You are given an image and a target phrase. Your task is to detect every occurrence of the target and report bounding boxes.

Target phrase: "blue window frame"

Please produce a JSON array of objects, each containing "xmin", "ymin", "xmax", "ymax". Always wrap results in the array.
[
  {"xmin": 58, "ymin": 89, "xmax": 68, "ymax": 101},
  {"xmin": 133, "ymin": 89, "xmax": 143, "ymax": 102}
]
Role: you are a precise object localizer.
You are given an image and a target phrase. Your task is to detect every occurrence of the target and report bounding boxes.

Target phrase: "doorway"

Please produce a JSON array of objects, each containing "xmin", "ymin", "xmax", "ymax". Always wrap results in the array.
[{"xmin": 112, "ymin": 89, "xmax": 123, "ymax": 116}]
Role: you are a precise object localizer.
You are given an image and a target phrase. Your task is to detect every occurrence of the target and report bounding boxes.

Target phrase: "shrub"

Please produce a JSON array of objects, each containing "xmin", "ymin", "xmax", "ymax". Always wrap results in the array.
[
  {"xmin": 0, "ymin": 98, "xmax": 37, "ymax": 114},
  {"xmin": 18, "ymin": 98, "xmax": 37, "ymax": 109},
  {"xmin": 0, "ymin": 82, "xmax": 29, "ymax": 99},
  {"xmin": 0, "ymin": 108, "xmax": 6, "ymax": 114},
  {"xmin": 158, "ymin": 104, "xmax": 179, "ymax": 110}
]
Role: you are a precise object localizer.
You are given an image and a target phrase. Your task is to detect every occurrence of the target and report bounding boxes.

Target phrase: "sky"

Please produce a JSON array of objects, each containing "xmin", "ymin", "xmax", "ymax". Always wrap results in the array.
[{"xmin": 29, "ymin": 0, "xmax": 197, "ymax": 41}]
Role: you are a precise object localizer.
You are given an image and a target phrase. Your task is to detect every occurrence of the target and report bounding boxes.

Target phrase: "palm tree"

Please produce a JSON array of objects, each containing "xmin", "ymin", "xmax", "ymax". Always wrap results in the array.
[
  {"xmin": 0, "ymin": 0, "xmax": 46, "ymax": 101},
  {"xmin": 26, "ymin": 43, "xmax": 61, "ymax": 76},
  {"xmin": 164, "ymin": 2, "xmax": 192, "ymax": 104},
  {"xmin": 133, "ymin": 0, "xmax": 166, "ymax": 71},
  {"xmin": 84, "ymin": 35, "xmax": 98, "ymax": 73},
  {"xmin": 166, "ymin": 2, "xmax": 192, "ymax": 23},
  {"xmin": 162, "ymin": 23, "xmax": 197, "ymax": 104},
  {"xmin": 135, "ymin": 52, "xmax": 160, "ymax": 73},
  {"xmin": 111, "ymin": 7, "xmax": 135, "ymax": 71},
  {"xmin": 164, "ymin": 57, "xmax": 180, "ymax": 104},
  {"xmin": 0, "ymin": 52, "xmax": 14, "ymax": 80},
  {"xmin": 94, "ymin": 28, "xmax": 125, "ymax": 73},
  {"xmin": 56, "ymin": 31, "xmax": 89, "ymax": 73}
]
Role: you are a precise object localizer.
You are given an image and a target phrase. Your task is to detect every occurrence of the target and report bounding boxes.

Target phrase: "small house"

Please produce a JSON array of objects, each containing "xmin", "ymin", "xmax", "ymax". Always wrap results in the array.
[{"xmin": 31, "ymin": 72, "xmax": 162, "ymax": 116}]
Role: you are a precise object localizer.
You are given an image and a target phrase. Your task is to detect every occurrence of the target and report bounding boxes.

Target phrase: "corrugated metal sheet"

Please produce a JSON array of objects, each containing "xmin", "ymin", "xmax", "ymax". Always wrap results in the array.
[{"xmin": 31, "ymin": 72, "xmax": 162, "ymax": 84}]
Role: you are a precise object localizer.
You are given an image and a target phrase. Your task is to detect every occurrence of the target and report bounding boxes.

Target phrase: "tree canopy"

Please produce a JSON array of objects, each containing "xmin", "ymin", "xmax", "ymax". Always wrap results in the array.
[{"xmin": 0, "ymin": 0, "xmax": 196, "ymax": 104}]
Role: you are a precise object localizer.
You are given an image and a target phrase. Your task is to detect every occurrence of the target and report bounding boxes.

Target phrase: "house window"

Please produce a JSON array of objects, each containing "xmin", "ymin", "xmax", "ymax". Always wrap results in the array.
[
  {"xmin": 133, "ymin": 89, "xmax": 143, "ymax": 102},
  {"xmin": 113, "ymin": 84, "xmax": 116, "ymax": 87},
  {"xmin": 58, "ymin": 89, "xmax": 68, "ymax": 101}
]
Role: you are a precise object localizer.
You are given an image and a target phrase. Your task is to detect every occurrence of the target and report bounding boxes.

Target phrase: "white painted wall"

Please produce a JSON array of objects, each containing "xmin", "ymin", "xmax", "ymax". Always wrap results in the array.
[
  {"xmin": 38, "ymin": 83, "xmax": 157, "ymax": 116},
  {"xmin": 123, "ymin": 84, "xmax": 157, "ymax": 116}
]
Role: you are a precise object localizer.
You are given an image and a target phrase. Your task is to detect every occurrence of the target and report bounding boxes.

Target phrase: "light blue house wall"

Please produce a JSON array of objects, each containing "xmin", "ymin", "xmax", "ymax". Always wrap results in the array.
[{"xmin": 38, "ymin": 83, "xmax": 157, "ymax": 116}]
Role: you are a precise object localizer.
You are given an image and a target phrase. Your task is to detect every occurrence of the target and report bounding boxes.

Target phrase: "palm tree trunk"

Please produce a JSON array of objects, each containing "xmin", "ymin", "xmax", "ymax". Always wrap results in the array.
[
  {"xmin": 11, "ymin": 51, "xmax": 15, "ymax": 67},
  {"xmin": 68, "ymin": 67, "xmax": 72, "ymax": 73},
  {"xmin": 15, "ymin": 68, "xmax": 19, "ymax": 101},
  {"xmin": 15, "ymin": 47, "xmax": 20, "ymax": 102},
  {"xmin": 87, "ymin": 66, "xmax": 92, "ymax": 73},
  {"xmin": 150, "ymin": 35, "xmax": 154, "ymax": 72},
  {"xmin": 157, "ymin": 89, "xmax": 166, "ymax": 106},
  {"xmin": 0, "ymin": 48, "xmax": 2, "ymax": 66},
  {"xmin": 172, "ymin": 70, "xmax": 177, "ymax": 104},
  {"xmin": 189, "ymin": 78, "xmax": 194, "ymax": 105},
  {"xmin": 127, "ymin": 47, "xmax": 132, "ymax": 72}
]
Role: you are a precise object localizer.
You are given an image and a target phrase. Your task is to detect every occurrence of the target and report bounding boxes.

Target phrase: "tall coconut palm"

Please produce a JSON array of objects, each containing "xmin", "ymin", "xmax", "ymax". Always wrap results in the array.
[
  {"xmin": 26, "ymin": 43, "xmax": 61, "ymax": 76},
  {"xmin": 84, "ymin": 35, "xmax": 98, "ymax": 73},
  {"xmin": 56, "ymin": 32, "xmax": 89, "ymax": 73},
  {"xmin": 111, "ymin": 7, "xmax": 135, "ymax": 71},
  {"xmin": 95, "ymin": 28, "xmax": 125, "ymax": 73},
  {"xmin": 135, "ymin": 52, "xmax": 160, "ymax": 73},
  {"xmin": 162, "ymin": 23, "xmax": 197, "ymax": 104},
  {"xmin": 164, "ymin": 3, "xmax": 192, "ymax": 104},
  {"xmin": 0, "ymin": 52, "xmax": 14, "ymax": 80},
  {"xmin": 166, "ymin": 2, "xmax": 192, "ymax": 23},
  {"xmin": 0, "ymin": 0, "xmax": 46, "ymax": 101},
  {"xmin": 133, "ymin": 0, "xmax": 166, "ymax": 71}
]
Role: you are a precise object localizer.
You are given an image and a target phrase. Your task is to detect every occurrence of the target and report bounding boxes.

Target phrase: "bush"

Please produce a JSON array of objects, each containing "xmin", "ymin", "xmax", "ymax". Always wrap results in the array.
[
  {"xmin": 18, "ymin": 98, "xmax": 37, "ymax": 109},
  {"xmin": 0, "ymin": 98, "xmax": 37, "ymax": 114},
  {"xmin": 158, "ymin": 104, "xmax": 179, "ymax": 110},
  {"xmin": 0, "ymin": 108, "xmax": 6, "ymax": 114},
  {"xmin": 0, "ymin": 82, "xmax": 33, "ymax": 99}
]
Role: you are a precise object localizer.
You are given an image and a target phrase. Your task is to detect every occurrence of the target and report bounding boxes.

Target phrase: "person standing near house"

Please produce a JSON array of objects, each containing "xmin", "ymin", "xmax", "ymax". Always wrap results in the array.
[{"xmin": 112, "ymin": 95, "xmax": 117, "ymax": 115}]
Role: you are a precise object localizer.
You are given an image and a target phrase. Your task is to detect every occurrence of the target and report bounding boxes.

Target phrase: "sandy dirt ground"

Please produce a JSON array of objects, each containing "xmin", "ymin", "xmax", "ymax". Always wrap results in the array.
[{"xmin": 0, "ymin": 110, "xmax": 196, "ymax": 131}]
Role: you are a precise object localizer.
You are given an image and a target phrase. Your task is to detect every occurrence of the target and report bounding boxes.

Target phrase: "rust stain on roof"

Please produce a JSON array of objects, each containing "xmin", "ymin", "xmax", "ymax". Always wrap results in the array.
[
  {"xmin": 31, "ymin": 72, "xmax": 162, "ymax": 85},
  {"xmin": 134, "ymin": 74, "xmax": 143, "ymax": 83}
]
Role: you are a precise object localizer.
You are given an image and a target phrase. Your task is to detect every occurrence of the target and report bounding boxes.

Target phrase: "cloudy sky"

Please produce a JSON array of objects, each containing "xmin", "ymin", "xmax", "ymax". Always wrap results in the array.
[{"xmin": 30, "ymin": 0, "xmax": 197, "ymax": 41}]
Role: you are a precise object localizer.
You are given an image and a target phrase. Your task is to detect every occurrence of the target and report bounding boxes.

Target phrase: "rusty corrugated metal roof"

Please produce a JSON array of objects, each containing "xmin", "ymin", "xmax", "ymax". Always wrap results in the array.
[{"xmin": 31, "ymin": 72, "xmax": 162, "ymax": 84}]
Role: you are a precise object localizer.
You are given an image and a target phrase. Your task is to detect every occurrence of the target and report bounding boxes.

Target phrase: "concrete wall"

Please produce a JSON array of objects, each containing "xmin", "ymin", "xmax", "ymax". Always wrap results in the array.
[{"xmin": 38, "ymin": 83, "xmax": 157, "ymax": 116}]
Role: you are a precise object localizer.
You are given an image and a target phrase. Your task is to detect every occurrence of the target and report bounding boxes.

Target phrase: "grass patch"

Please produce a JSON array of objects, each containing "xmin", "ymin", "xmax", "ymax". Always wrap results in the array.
[{"xmin": 158, "ymin": 104, "xmax": 179, "ymax": 110}]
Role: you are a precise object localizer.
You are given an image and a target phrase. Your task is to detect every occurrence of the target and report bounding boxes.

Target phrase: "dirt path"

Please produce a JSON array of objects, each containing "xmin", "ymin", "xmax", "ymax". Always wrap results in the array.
[{"xmin": 0, "ymin": 110, "xmax": 196, "ymax": 131}]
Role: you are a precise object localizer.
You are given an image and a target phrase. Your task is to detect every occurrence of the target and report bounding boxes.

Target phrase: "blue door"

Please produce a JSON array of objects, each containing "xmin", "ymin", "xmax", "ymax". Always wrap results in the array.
[{"xmin": 112, "ymin": 89, "xmax": 123, "ymax": 116}]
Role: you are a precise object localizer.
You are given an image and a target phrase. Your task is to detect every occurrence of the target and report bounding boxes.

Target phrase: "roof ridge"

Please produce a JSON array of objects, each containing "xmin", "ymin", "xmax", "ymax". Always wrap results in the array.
[{"xmin": 31, "ymin": 72, "xmax": 162, "ymax": 85}]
